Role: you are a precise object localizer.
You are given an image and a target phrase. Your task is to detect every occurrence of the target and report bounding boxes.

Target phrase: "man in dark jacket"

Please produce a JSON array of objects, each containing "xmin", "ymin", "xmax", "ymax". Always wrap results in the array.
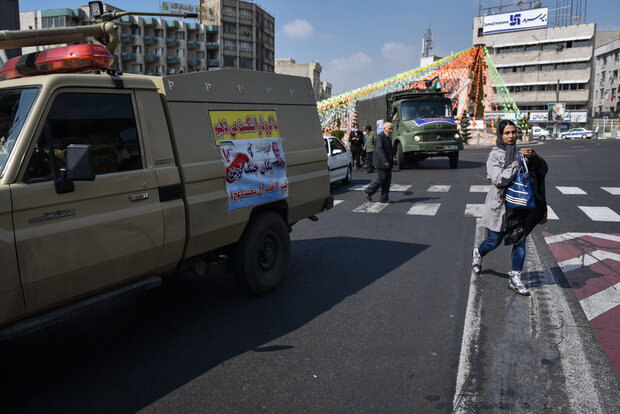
[
  {"xmin": 364, "ymin": 122, "xmax": 394, "ymax": 203},
  {"xmin": 349, "ymin": 123, "xmax": 364, "ymax": 170}
]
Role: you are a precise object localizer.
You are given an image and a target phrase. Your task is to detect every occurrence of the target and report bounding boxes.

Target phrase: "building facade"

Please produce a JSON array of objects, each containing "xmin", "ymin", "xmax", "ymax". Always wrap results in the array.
[
  {"xmin": 0, "ymin": 0, "xmax": 21, "ymax": 62},
  {"xmin": 275, "ymin": 58, "xmax": 324, "ymax": 100},
  {"xmin": 593, "ymin": 35, "xmax": 620, "ymax": 117},
  {"xmin": 18, "ymin": 1, "xmax": 275, "ymax": 75},
  {"xmin": 199, "ymin": 0, "xmax": 275, "ymax": 72},
  {"xmin": 473, "ymin": 15, "xmax": 595, "ymax": 129}
]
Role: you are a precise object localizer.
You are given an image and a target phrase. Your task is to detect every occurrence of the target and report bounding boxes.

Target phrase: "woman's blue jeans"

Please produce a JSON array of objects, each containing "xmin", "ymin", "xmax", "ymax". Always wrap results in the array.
[{"xmin": 478, "ymin": 229, "xmax": 526, "ymax": 272}]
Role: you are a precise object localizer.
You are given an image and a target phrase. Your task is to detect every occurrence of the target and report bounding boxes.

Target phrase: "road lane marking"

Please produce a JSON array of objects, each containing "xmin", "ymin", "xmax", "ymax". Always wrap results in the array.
[
  {"xmin": 578, "ymin": 206, "xmax": 620, "ymax": 222},
  {"xmin": 556, "ymin": 186, "xmax": 587, "ymax": 195},
  {"xmin": 427, "ymin": 185, "xmax": 451, "ymax": 192},
  {"xmin": 406, "ymin": 203, "xmax": 440, "ymax": 216},
  {"xmin": 547, "ymin": 205, "xmax": 559, "ymax": 220},
  {"xmin": 601, "ymin": 187, "xmax": 620, "ymax": 195},
  {"xmin": 464, "ymin": 204, "xmax": 484, "ymax": 217},
  {"xmin": 352, "ymin": 202, "xmax": 390, "ymax": 213},
  {"xmin": 544, "ymin": 232, "xmax": 620, "ymax": 244},
  {"xmin": 557, "ymin": 250, "xmax": 620, "ymax": 273},
  {"xmin": 579, "ymin": 282, "xmax": 620, "ymax": 321},
  {"xmin": 469, "ymin": 185, "xmax": 491, "ymax": 193},
  {"xmin": 333, "ymin": 200, "xmax": 345, "ymax": 207}
]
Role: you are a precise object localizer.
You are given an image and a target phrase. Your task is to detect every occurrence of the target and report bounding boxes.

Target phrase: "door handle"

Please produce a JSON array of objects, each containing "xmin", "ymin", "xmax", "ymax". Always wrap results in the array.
[{"xmin": 129, "ymin": 192, "xmax": 149, "ymax": 201}]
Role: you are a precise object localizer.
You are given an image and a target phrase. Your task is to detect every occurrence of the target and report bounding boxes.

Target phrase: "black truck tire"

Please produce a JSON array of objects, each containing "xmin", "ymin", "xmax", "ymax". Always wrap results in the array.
[
  {"xmin": 233, "ymin": 211, "xmax": 290, "ymax": 295},
  {"xmin": 448, "ymin": 152, "xmax": 459, "ymax": 169}
]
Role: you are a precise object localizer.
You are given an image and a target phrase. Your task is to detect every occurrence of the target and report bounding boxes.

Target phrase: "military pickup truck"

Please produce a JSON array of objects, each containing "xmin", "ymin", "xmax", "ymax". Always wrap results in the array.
[
  {"xmin": 356, "ymin": 87, "xmax": 463, "ymax": 169},
  {"xmin": 0, "ymin": 5, "xmax": 332, "ymax": 336}
]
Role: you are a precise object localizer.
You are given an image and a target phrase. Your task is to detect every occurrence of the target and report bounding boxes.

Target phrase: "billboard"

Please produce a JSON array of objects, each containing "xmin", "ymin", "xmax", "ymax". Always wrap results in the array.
[
  {"xmin": 548, "ymin": 102, "xmax": 565, "ymax": 122},
  {"xmin": 482, "ymin": 7, "xmax": 548, "ymax": 34}
]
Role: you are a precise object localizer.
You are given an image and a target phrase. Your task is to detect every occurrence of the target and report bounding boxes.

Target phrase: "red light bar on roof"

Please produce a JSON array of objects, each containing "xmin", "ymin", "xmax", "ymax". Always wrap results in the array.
[{"xmin": 0, "ymin": 44, "xmax": 114, "ymax": 80}]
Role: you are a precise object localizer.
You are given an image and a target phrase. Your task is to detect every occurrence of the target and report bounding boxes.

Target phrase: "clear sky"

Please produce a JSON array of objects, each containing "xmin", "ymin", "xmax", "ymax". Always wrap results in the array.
[{"xmin": 16, "ymin": 0, "xmax": 620, "ymax": 94}]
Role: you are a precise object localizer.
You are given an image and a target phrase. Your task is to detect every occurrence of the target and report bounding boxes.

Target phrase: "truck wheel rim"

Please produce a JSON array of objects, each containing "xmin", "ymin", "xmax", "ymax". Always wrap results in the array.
[{"xmin": 258, "ymin": 234, "xmax": 279, "ymax": 272}]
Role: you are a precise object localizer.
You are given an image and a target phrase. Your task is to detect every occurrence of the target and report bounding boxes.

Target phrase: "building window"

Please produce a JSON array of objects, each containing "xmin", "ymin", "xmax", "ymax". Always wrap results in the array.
[
  {"xmin": 540, "ymin": 64, "xmax": 554, "ymax": 71},
  {"xmin": 223, "ymin": 39, "xmax": 236, "ymax": 51},
  {"xmin": 239, "ymin": 9, "xmax": 252, "ymax": 20},
  {"xmin": 541, "ymin": 43, "xmax": 556, "ymax": 51},
  {"xmin": 240, "ymin": 57, "xmax": 253, "ymax": 69},
  {"xmin": 176, "ymin": 31, "xmax": 185, "ymax": 40},
  {"xmin": 524, "ymin": 44, "xmax": 538, "ymax": 52},
  {"xmin": 155, "ymin": 47, "xmax": 164, "ymax": 56},
  {"xmin": 223, "ymin": 6, "xmax": 236, "ymax": 17},
  {"xmin": 155, "ymin": 29, "xmax": 164, "ymax": 38},
  {"xmin": 523, "ymin": 65, "xmax": 537, "ymax": 72},
  {"xmin": 573, "ymin": 39, "xmax": 589, "ymax": 47},
  {"xmin": 223, "ymin": 55, "xmax": 236, "ymax": 67},
  {"xmin": 132, "ymin": 64, "xmax": 142, "ymax": 73},
  {"xmin": 239, "ymin": 25, "xmax": 252, "ymax": 37},
  {"xmin": 41, "ymin": 15, "xmax": 67, "ymax": 28},
  {"xmin": 239, "ymin": 41, "xmax": 252, "ymax": 52},
  {"xmin": 224, "ymin": 23, "xmax": 236, "ymax": 34}
]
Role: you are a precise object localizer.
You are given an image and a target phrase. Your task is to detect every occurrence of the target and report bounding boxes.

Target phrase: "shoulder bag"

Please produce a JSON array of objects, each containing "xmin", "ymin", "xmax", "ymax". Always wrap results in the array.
[{"xmin": 505, "ymin": 153, "xmax": 535, "ymax": 210}]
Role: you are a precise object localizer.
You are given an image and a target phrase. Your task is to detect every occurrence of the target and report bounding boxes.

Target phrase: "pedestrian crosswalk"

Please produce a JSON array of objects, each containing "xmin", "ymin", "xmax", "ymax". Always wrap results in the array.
[{"xmin": 332, "ymin": 184, "xmax": 620, "ymax": 222}]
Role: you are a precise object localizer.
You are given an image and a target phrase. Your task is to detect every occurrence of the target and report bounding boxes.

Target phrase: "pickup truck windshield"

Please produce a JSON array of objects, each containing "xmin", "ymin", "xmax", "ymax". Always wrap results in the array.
[
  {"xmin": 401, "ymin": 100, "xmax": 453, "ymax": 120},
  {"xmin": 0, "ymin": 88, "xmax": 39, "ymax": 175}
]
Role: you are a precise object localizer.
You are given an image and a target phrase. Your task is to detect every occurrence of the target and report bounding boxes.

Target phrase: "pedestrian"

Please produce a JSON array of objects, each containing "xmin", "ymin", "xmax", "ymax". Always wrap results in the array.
[
  {"xmin": 364, "ymin": 124, "xmax": 376, "ymax": 173},
  {"xmin": 363, "ymin": 122, "xmax": 394, "ymax": 203},
  {"xmin": 471, "ymin": 119, "xmax": 548, "ymax": 296},
  {"xmin": 349, "ymin": 123, "xmax": 364, "ymax": 170}
]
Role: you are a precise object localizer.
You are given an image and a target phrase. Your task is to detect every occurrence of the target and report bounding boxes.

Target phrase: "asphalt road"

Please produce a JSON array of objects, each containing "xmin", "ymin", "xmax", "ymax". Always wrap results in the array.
[{"xmin": 1, "ymin": 139, "xmax": 619, "ymax": 413}]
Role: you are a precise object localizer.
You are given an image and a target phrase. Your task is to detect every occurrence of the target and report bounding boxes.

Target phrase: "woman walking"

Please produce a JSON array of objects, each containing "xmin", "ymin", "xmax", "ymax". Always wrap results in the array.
[{"xmin": 471, "ymin": 119, "xmax": 547, "ymax": 296}]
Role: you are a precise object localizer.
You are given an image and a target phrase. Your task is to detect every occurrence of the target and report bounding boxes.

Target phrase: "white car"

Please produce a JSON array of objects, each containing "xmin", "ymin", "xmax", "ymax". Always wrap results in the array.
[
  {"xmin": 530, "ymin": 126, "xmax": 549, "ymax": 141},
  {"xmin": 560, "ymin": 128, "xmax": 593, "ymax": 139},
  {"xmin": 324, "ymin": 136, "xmax": 353, "ymax": 184}
]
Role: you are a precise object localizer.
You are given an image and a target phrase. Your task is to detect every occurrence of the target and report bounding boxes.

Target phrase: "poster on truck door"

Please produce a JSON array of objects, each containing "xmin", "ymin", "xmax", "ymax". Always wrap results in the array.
[{"xmin": 209, "ymin": 110, "xmax": 288, "ymax": 210}]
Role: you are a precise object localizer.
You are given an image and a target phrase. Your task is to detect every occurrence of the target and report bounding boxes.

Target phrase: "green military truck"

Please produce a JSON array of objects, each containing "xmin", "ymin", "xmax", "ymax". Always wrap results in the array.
[
  {"xmin": 0, "ymin": 5, "xmax": 332, "ymax": 337},
  {"xmin": 356, "ymin": 88, "xmax": 463, "ymax": 169}
]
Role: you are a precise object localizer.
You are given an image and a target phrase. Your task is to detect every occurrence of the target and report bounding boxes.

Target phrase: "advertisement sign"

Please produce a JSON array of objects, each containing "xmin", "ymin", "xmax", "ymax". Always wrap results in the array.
[
  {"xmin": 499, "ymin": 111, "xmax": 588, "ymax": 123},
  {"xmin": 210, "ymin": 110, "xmax": 287, "ymax": 210},
  {"xmin": 161, "ymin": 2, "xmax": 213, "ymax": 19},
  {"xmin": 548, "ymin": 102, "xmax": 565, "ymax": 122},
  {"xmin": 482, "ymin": 7, "xmax": 548, "ymax": 34}
]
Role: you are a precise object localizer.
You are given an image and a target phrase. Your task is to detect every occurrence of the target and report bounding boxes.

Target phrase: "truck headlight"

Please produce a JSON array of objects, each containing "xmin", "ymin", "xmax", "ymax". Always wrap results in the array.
[
  {"xmin": 454, "ymin": 133, "xmax": 460, "ymax": 138},
  {"xmin": 413, "ymin": 135, "xmax": 421, "ymax": 142}
]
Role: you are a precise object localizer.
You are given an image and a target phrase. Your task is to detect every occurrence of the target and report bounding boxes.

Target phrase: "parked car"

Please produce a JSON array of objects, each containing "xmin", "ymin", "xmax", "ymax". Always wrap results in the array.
[
  {"xmin": 324, "ymin": 136, "xmax": 353, "ymax": 184},
  {"xmin": 530, "ymin": 126, "xmax": 549, "ymax": 141},
  {"xmin": 561, "ymin": 128, "xmax": 594, "ymax": 139}
]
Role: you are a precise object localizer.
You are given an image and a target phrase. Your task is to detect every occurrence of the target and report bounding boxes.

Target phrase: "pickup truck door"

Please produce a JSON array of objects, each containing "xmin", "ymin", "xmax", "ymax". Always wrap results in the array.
[
  {"xmin": 0, "ymin": 187, "xmax": 25, "ymax": 324},
  {"xmin": 10, "ymin": 90, "xmax": 165, "ymax": 314}
]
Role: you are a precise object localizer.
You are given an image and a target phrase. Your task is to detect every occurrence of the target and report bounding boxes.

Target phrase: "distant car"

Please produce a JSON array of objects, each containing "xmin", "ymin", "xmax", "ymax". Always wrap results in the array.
[
  {"xmin": 324, "ymin": 136, "xmax": 353, "ymax": 184},
  {"xmin": 560, "ymin": 128, "xmax": 593, "ymax": 139},
  {"xmin": 530, "ymin": 126, "xmax": 549, "ymax": 141}
]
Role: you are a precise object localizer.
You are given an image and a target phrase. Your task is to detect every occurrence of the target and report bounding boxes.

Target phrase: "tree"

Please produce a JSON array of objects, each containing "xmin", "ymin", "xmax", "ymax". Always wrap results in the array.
[
  {"xmin": 517, "ymin": 115, "xmax": 531, "ymax": 141},
  {"xmin": 460, "ymin": 112, "xmax": 472, "ymax": 144}
]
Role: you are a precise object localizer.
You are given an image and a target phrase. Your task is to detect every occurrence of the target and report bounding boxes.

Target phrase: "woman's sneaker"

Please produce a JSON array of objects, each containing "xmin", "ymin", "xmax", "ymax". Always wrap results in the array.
[
  {"xmin": 471, "ymin": 248, "xmax": 482, "ymax": 274},
  {"xmin": 508, "ymin": 271, "xmax": 530, "ymax": 296}
]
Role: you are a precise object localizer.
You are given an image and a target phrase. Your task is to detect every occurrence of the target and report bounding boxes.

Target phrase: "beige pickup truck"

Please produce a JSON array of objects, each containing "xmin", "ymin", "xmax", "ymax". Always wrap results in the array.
[{"xmin": 0, "ymin": 9, "xmax": 331, "ymax": 336}]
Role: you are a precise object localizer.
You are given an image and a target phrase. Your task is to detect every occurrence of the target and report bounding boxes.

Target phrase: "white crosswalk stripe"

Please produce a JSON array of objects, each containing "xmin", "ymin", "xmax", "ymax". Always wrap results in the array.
[
  {"xmin": 353, "ymin": 202, "xmax": 390, "ymax": 213},
  {"xmin": 547, "ymin": 205, "xmax": 559, "ymax": 220},
  {"xmin": 333, "ymin": 200, "xmax": 345, "ymax": 207},
  {"xmin": 470, "ymin": 185, "xmax": 491, "ymax": 193},
  {"xmin": 407, "ymin": 203, "xmax": 441, "ymax": 216},
  {"xmin": 601, "ymin": 187, "xmax": 620, "ymax": 195},
  {"xmin": 578, "ymin": 206, "xmax": 620, "ymax": 222},
  {"xmin": 348, "ymin": 184, "xmax": 411, "ymax": 192},
  {"xmin": 464, "ymin": 204, "xmax": 484, "ymax": 217},
  {"xmin": 556, "ymin": 186, "xmax": 587, "ymax": 195},
  {"xmin": 427, "ymin": 185, "xmax": 451, "ymax": 192}
]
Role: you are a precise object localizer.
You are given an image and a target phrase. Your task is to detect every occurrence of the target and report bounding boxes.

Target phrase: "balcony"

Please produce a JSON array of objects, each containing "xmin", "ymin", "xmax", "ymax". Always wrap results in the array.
[
  {"xmin": 143, "ymin": 17, "xmax": 156, "ymax": 26},
  {"xmin": 187, "ymin": 40, "xmax": 199, "ymax": 49},
  {"xmin": 205, "ymin": 25, "xmax": 219, "ymax": 32},
  {"xmin": 167, "ymin": 56, "xmax": 180, "ymax": 64},
  {"xmin": 187, "ymin": 22, "xmax": 199, "ymax": 31},
  {"xmin": 145, "ymin": 54, "xmax": 158, "ymax": 63},
  {"xmin": 189, "ymin": 58, "xmax": 200, "ymax": 66},
  {"xmin": 121, "ymin": 52, "xmax": 135, "ymax": 61},
  {"xmin": 166, "ymin": 38, "xmax": 179, "ymax": 47},
  {"xmin": 120, "ymin": 34, "xmax": 134, "ymax": 43},
  {"xmin": 207, "ymin": 59, "xmax": 219, "ymax": 67},
  {"xmin": 143, "ymin": 36, "xmax": 157, "ymax": 45},
  {"xmin": 165, "ymin": 20, "xmax": 179, "ymax": 29},
  {"xmin": 206, "ymin": 42, "xmax": 219, "ymax": 50}
]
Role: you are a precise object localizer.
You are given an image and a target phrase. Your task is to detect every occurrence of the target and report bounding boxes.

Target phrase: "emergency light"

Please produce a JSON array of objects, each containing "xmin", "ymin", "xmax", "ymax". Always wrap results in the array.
[{"xmin": 0, "ymin": 44, "xmax": 114, "ymax": 80}]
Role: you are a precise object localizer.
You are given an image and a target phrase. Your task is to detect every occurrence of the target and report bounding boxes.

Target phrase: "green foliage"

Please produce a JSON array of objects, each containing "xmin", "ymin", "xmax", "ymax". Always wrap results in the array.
[
  {"xmin": 460, "ymin": 113, "xmax": 472, "ymax": 144},
  {"xmin": 333, "ymin": 130, "xmax": 345, "ymax": 140}
]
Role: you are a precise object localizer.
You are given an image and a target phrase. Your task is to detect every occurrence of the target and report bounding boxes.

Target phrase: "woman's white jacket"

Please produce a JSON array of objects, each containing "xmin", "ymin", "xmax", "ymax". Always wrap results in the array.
[{"xmin": 480, "ymin": 147, "xmax": 519, "ymax": 232}]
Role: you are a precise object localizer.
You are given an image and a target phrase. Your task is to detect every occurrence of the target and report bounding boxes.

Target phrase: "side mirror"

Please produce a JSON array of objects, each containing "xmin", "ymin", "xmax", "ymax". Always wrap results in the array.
[{"xmin": 55, "ymin": 144, "xmax": 95, "ymax": 194}]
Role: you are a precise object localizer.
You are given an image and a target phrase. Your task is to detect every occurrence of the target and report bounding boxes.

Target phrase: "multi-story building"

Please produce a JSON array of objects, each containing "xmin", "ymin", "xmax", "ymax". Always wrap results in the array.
[
  {"xmin": 0, "ymin": 0, "xmax": 21, "ymax": 62},
  {"xmin": 473, "ymin": 10, "xmax": 595, "ymax": 129},
  {"xmin": 199, "ymin": 0, "xmax": 275, "ymax": 72},
  {"xmin": 17, "ymin": 1, "xmax": 275, "ymax": 75},
  {"xmin": 275, "ymin": 58, "xmax": 324, "ymax": 100},
  {"xmin": 319, "ymin": 80, "xmax": 332, "ymax": 101},
  {"xmin": 593, "ymin": 34, "xmax": 620, "ymax": 117}
]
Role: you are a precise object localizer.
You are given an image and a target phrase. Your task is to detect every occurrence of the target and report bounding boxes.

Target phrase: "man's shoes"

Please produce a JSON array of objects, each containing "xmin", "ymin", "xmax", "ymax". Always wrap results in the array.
[
  {"xmin": 363, "ymin": 191, "xmax": 372, "ymax": 202},
  {"xmin": 472, "ymin": 248, "xmax": 482, "ymax": 274},
  {"xmin": 366, "ymin": 170, "xmax": 373, "ymax": 174},
  {"xmin": 379, "ymin": 198, "xmax": 393, "ymax": 204},
  {"xmin": 508, "ymin": 271, "xmax": 530, "ymax": 296}
]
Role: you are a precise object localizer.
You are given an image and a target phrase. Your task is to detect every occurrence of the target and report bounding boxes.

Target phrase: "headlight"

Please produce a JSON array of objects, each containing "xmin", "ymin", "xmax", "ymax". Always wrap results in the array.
[
  {"xmin": 413, "ymin": 135, "xmax": 421, "ymax": 142},
  {"xmin": 454, "ymin": 133, "xmax": 460, "ymax": 138}
]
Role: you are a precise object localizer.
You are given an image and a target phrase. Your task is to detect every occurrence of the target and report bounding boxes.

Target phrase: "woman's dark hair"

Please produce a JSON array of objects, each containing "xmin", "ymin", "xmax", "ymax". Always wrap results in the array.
[
  {"xmin": 365, "ymin": 125, "xmax": 372, "ymax": 131},
  {"xmin": 497, "ymin": 119, "xmax": 516, "ymax": 137}
]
